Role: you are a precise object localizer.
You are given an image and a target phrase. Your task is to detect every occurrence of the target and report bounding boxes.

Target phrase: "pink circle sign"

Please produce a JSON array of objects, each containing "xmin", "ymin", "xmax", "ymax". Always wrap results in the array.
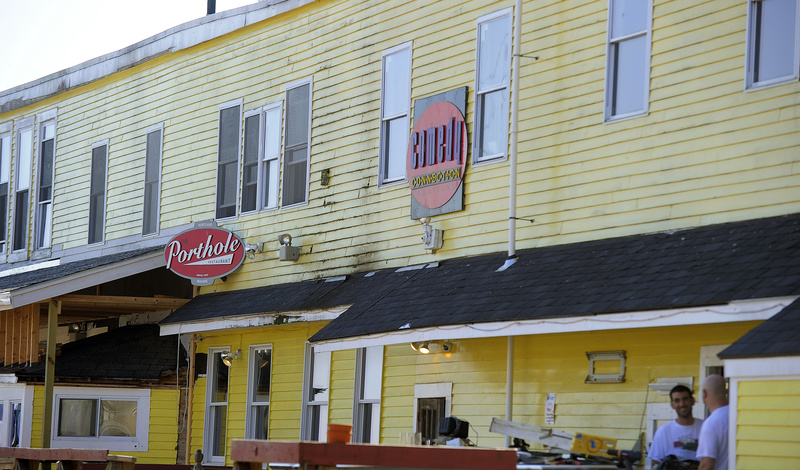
[{"xmin": 165, "ymin": 227, "xmax": 245, "ymax": 281}]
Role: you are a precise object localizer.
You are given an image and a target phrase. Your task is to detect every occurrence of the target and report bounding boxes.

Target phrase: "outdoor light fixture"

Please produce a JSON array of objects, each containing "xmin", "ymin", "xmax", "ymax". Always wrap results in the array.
[
  {"xmin": 278, "ymin": 233, "xmax": 300, "ymax": 261},
  {"xmin": 222, "ymin": 349, "xmax": 241, "ymax": 367},
  {"xmin": 419, "ymin": 218, "xmax": 443, "ymax": 252},
  {"xmin": 410, "ymin": 341, "xmax": 453, "ymax": 354},
  {"xmin": 418, "ymin": 342, "xmax": 431, "ymax": 354},
  {"xmin": 245, "ymin": 242, "xmax": 264, "ymax": 259}
]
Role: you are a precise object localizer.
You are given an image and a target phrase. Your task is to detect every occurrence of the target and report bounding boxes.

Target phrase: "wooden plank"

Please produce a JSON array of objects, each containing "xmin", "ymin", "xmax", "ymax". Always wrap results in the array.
[
  {"xmin": 230, "ymin": 440, "xmax": 517, "ymax": 470},
  {"xmin": 0, "ymin": 448, "xmax": 109, "ymax": 462}
]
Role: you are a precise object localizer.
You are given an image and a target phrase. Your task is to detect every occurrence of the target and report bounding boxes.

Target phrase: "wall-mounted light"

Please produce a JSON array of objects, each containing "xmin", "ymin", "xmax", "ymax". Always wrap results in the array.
[
  {"xmin": 278, "ymin": 233, "xmax": 300, "ymax": 261},
  {"xmin": 419, "ymin": 218, "xmax": 443, "ymax": 252},
  {"xmin": 222, "ymin": 349, "xmax": 241, "ymax": 367},
  {"xmin": 245, "ymin": 242, "xmax": 264, "ymax": 259},
  {"xmin": 410, "ymin": 341, "xmax": 453, "ymax": 355}
]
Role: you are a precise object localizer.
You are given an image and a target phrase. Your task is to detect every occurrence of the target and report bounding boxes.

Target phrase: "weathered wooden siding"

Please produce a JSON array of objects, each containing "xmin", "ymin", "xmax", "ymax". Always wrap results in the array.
[
  {"xmin": 0, "ymin": 0, "xmax": 795, "ymax": 290},
  {"xmin": 736, "ymin": 379, "xmax": 800, "ymax": 470},
  {"xmin": 379, "ymin": 322, "xmax": 759, "ymax": 449},
  {"xmin": 190, "ymin": 322, "xmax": 325, "ymax": 465}
]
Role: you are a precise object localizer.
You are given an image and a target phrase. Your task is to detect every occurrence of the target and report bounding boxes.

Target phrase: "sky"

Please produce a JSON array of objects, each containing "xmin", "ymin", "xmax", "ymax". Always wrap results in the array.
[{"xmin": 0, "ymin": 0, "xmax": 256, "ymax": 91}]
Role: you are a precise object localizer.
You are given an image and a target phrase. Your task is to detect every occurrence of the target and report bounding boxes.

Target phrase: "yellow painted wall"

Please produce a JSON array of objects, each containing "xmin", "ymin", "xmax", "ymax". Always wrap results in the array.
[
  {"xmin": 26, "ymin": 385, "xmax": 179, "ymax": 463},
  {"xmin": 190, "ymin": 321, "xmax": 327, "ymax": 465},
  {"xmin": 0, "ymin": 0, "xmax": 797, "ymax": 284},
  {"xmin": 378, "ymin": 322, "xmax": 759, "ymax": 449},
  {"xmin": 736, "ymin": 380, "xmax": 800, "ymax": 470}
]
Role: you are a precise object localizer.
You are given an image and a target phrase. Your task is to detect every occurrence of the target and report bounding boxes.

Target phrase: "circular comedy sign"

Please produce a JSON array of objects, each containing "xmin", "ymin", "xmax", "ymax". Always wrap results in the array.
[
  {"xmin": 164, "ymin": 226, "xmax": 245, "ymax": 282},
  {"xmin": 406, "ymin": 101, "xmax": 468, "ymax": 210}
]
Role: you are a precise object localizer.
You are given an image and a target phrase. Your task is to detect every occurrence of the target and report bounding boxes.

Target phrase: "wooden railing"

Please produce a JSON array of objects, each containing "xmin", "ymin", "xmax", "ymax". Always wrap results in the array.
[{"xmin": 0, "ymin": 448, "xmax": 135, "ymax": 470}]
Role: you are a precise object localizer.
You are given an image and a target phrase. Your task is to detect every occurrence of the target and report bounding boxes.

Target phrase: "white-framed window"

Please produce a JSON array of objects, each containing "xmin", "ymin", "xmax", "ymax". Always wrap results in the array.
[
  {"xmin": 379, "ymin": 42, "xmax": 412, "ymax": 185},
  {"xmin": 204, "ymin": 348, "xmax": 230, "ymax": 464},
  {"xmin": 142, "ymin": 124, "xmax": 163, "ymax": 235},
  {"xmin": 282, "ymin": 78, "xmax": 312, "ymax": 207},
  {"xmin": 245, "ymin": 345, "xmax": 272, "ymax": 440},
  {"xmin": 50, "ymin": 387, "xmax": 149, "ymax": 452},
  {"xmin": 0, "ymin": 384, "xmax": 33, "ymax": 448},
  {"xmin": 745, "ymin": 0, "xmax": 800, "ymax": 89},
  {"xmin": 34, "ymin": 110, "xmax": 56, "ymax": 250},
  {"xmin": 604, "ymin": 0, "xmax": 653, "ymax": 121},
  {"xmin": 88, "ymin": 141, "xmax": 108, "ymax": 245},
  {"xmin": 413, "ymin": 382, "xmax": 452, "ymax": 445},
  {"xmin": 216, "ymin": 100, "xmax": 243, "ymax": 220},
  {"xmin": 0, "ymin": 122, "xmax": 12, "ymax": 254},
  {"xmin": 300, "ymin": 344, "xmax": 330, "ymax": 441},
  {"xmin": 474, "ymin": 9, "xmax": 512, "ymax": 164},
  {"xmin": 12, "ymin": 119, "xmax": 34, "ymax": 253},
  {"xmin": 352, "ymin": 346, "xmax": 383, "ymax": 444},
  {"xmin": 241, "ymin": 103, "xmax": 282, "ymax": 213}
]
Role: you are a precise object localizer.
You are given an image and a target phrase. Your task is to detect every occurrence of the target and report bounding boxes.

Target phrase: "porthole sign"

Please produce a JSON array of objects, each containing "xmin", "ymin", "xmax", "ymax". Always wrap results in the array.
[
  {"xmin": 407, "ymin": 88, "xmax": 468, "ymax": 219},
  {"xmin": 165, "ymin": 221, "xmax": 245, "ymax": 286}
]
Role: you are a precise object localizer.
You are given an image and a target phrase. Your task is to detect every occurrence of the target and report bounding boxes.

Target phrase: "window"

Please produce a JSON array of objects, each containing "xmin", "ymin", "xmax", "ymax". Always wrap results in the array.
[
  {"xmin": 216, "ymin": 101, "xmax": 242, "ymax": 219},
  {"xmin": 88, "ymin": 142, "xmax": 108, "ymax": 245},
  {"xmin": 413, "ymin": 383, "xmax": 451, "ymax": 445},
  {"xmin": 0, "ymin": 124, "xmax": 11, "ymax": 254},
  {"xmin": 352, "ymin": 346, "xmax": 383, "ymax": 444},
  {"xmin": 746, "ymin": 0, "xmax": 800, "ymax": 89},
  {"xmin": 245, "ymin": 345, "xmax": 272, "ymax": 440},
  {"xmin": 474, "ymin": 10, "xmax": 512, "ymax": 164},
  {"xmin": 204, "ymin": 349, "xmax": 230, "ymax": 464},
  {"xmin": 241, "ymin": 103, "xmax": 281, "ymax": 213},
  {"xmin": 605, "ymin": 0, "xmax": 652, "ymax": 121},
  {"xmin": 380, "ymin": 43, "xmax": 412, "ymax": 184},
  {"xmin": 142, "ymin": 125, "xmax": 163, "ymax": 235},
  {"xmin": 35, "ymin": 113, "xmax": 56, "ymax": 250},
  {"xmin": 51, "ymin": 387, "xmax": 149, "ymax": 451},
  {"xmin": 300, "ymin": 344, "xmax": 330, "ymax": 441},
  {"xmin": 282, "ymin": 79, "xmax": 312, "ymax": 207},
  {"xmin": 13, "ymin": 122, "xmax": 33, "ymax": 252}
]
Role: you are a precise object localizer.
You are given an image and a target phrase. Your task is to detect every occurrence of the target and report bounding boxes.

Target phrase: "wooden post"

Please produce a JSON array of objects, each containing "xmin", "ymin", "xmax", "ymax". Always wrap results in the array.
[
  {"xmin": 184, "ymin": 334, "xmax": 197, "ymax": 464},
  {"xmin": 42, "ymin": 299, "xmax": 60, "ymax": 449}
]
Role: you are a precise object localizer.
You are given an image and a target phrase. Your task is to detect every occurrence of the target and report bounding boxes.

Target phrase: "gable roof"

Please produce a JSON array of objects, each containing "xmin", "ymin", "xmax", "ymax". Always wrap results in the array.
[
  {"xmin": 13, "ymin": 324, "xmax": 183, "ymax": 382},
  {"xmin": 718, "ymin": 298, "xmax": 800, "ymax": 359},
  {"xmin": 159, "ymin": 214, "xmax": 800, "ymax": 343}
]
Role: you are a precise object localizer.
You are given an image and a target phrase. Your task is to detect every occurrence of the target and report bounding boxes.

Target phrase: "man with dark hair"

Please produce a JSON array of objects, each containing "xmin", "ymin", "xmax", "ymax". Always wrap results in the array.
[{"xmin": 648, "ymin": 384, "xmax": 703, "ymax": 467}]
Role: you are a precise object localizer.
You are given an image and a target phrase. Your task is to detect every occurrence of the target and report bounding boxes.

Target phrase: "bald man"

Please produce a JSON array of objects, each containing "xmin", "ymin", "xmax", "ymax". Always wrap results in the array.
[{"xmin": 696, "ymin": 374, "xmax": 729, "ymax": 470}]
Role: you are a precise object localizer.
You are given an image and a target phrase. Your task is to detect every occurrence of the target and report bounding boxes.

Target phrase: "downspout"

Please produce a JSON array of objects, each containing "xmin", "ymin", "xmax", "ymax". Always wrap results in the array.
[{"xmin": 505, "ymin": 0, "xmax": 523, "ymax": 448}]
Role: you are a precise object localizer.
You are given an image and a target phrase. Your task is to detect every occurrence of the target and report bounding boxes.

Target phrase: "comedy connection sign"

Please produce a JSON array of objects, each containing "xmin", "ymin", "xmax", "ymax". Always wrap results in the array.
[
  {"xmin": 407, "ymin": 88, "xmax": 468, "ymax": 219},
  {"xmin": 165, "ymin": 221, "xmax": 245, "ymax": 286}
]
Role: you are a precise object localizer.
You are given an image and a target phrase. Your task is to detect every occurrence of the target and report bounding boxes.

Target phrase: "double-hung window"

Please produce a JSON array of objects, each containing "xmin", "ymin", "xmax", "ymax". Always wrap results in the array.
[
  {"xmin": 216, "ymin": 100, "xmax": 242, "ymax": 220},
  {"xmin": 605, "ymin": 0, "xmax": 652, "ymax": 121},
  {"xmin": 746, "ymin": 0, "xmax": 800, "ymax": 89},
  {"xmin": 142, "ymin": 125, "xmax": 163, "ymax": 235},
  {"xmin": 35, "ymin": 113, "xmax": 56, "ymax": 250},
  {"xmin": 51, "ymin": 387, "xmax": 149, "ymax": 451},
  {"xmin": 245, "ymin": 345, "xmax": 272, "ymax": 440},
  {"xmin": 379, "ymin": 43, "xmax": 412, "ymax": 185},
  {"xmin": 241, "ymin": 103, "xmax": 282, "ymax": 213},
  {"xmin": 474, "ymin": 10, "xmax": 512, "ymax": 164},
  {"xmin": 88, "ymin": 141, "xmax": 108, "ymax": 245},
  {"xmin": 300, "ymin": 344, "xmax": 330, "ymax": 441},
  {"xmin": 204, "ymin": 349, "xmax": 230, "ymax": 464},
  {"xmin": 13, "ymin": 121, "xmax": 33, "ymax": 252},
  {"xmin": 352, "ymin": 346, "xmax": 383, "ymax": 444},
  {"xmin": 0, "ymin": 123, "xmax": 11, "ymax": 254},
  {"xmin": 282, "ymin": 79, "xmax": 312, "ymax": 207}
]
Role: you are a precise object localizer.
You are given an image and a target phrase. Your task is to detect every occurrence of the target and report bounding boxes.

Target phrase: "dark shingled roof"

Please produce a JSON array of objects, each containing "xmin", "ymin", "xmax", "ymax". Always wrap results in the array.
[
  {"xmin": 719, "ymin": 298, "xmax": 800, "ymax": 359},
  {"xmin": 15, "ymin": 324, "xmax": 183, "ymax": 381},
  {"xmin": 0, "ymin": 246, "xmax": 163, "ymax": 291},
  {"xmin": 159, "ymin": 214, "xmax": 800, "ymax": 344}
]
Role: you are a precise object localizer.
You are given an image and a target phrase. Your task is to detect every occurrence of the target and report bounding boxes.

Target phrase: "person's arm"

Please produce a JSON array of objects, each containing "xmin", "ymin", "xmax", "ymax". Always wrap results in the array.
[{"xmin": 698, "ymin": 457, "xmax": 716, "ymax": 470}]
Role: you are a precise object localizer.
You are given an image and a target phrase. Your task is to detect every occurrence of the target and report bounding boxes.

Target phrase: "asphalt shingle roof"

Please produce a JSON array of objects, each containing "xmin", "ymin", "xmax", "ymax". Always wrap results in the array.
[
  {"xmin": 15, "ymin": 324, "xmax": 183, "ymax": 381},
  {"xmin": 719, "ymin": 298, "xmax": 800, "ymax": 358},
  {"xmin": 159, "ymin": 214, "xmax": 800, "ymax": 349}
]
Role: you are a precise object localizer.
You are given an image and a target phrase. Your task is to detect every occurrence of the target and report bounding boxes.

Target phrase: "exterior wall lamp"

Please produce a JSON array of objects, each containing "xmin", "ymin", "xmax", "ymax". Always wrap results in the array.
[
  {"xmin": 278, "ymin": 233, "xmax": 300, "ymax": 261},
  {"xmin": 245, "ymin": 243, "xmax": 264, "ymax": 259},
  {"xmin": 222, "ymin": 349, "xmax": 241, "ymax": 367},
  {"xmin": 419, "ymin": 218, "xmax": 443, "ymax": 252},
  {"xmin": 410, "ymin": 341, "xmax": 453, "ymax": 354}
]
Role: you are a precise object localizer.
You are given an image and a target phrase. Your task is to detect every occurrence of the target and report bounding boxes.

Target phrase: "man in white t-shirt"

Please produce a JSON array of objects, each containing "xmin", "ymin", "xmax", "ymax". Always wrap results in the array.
[
  {"xmin": 649, "ymin": 385, "xmax": 703, "ymax": 467},
  {"xmin": 696, "ymin": 374, "xmax": 729, "ymax": 470}
]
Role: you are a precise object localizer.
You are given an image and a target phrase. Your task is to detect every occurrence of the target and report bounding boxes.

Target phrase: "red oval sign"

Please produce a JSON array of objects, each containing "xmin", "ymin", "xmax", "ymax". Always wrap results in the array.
[
  {"xmin": 165, "ymin": 226, "xmax": 245, "ymax": 282},
  {"xmin": 406, "ymin": 101, "xmax": 468, "ymax": 209}
]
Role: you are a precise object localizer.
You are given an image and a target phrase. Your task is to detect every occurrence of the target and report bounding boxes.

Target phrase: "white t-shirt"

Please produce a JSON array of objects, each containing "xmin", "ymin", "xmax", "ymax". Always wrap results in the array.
[
  {"xmin": 649, "ymin": 418, "xmax": 703, "ymax": 463},
  {"xmin": 696, "ymin": 405, "xmax": 729, "ymax": 470}
]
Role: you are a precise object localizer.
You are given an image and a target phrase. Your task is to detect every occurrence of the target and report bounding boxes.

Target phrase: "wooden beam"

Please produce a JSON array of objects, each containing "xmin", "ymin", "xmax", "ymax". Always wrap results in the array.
[
  {"xmin": 56, "ymin": 294, "xmax": 189, "ymax": 310},
  {"xmin": 42, "ymin": 299, "xmax": 60, "ymax": 449}
]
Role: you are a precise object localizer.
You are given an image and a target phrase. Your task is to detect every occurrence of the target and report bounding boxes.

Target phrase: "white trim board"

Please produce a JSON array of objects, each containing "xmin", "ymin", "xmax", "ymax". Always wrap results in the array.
[
  {"xmin": 313, "ymin": 297, "xmax": 795, "ymax": 353},
  {"xmin": 158, "ymin": 306, "xmax": 349, "ymax": 335}
]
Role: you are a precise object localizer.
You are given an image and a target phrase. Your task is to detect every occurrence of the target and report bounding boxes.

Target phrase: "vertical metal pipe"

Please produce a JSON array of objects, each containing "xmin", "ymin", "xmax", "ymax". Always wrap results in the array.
[
  {"xmin": 505, "ymin": 336, "xmax": 514, "ymax": 447},
  {"xmin": 508, "ymin": 0, "xmax": 523, "ymax": 258},
  {"xmin": 207, "ymin": 0, "xmax": 216, "ymax": 15}
]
